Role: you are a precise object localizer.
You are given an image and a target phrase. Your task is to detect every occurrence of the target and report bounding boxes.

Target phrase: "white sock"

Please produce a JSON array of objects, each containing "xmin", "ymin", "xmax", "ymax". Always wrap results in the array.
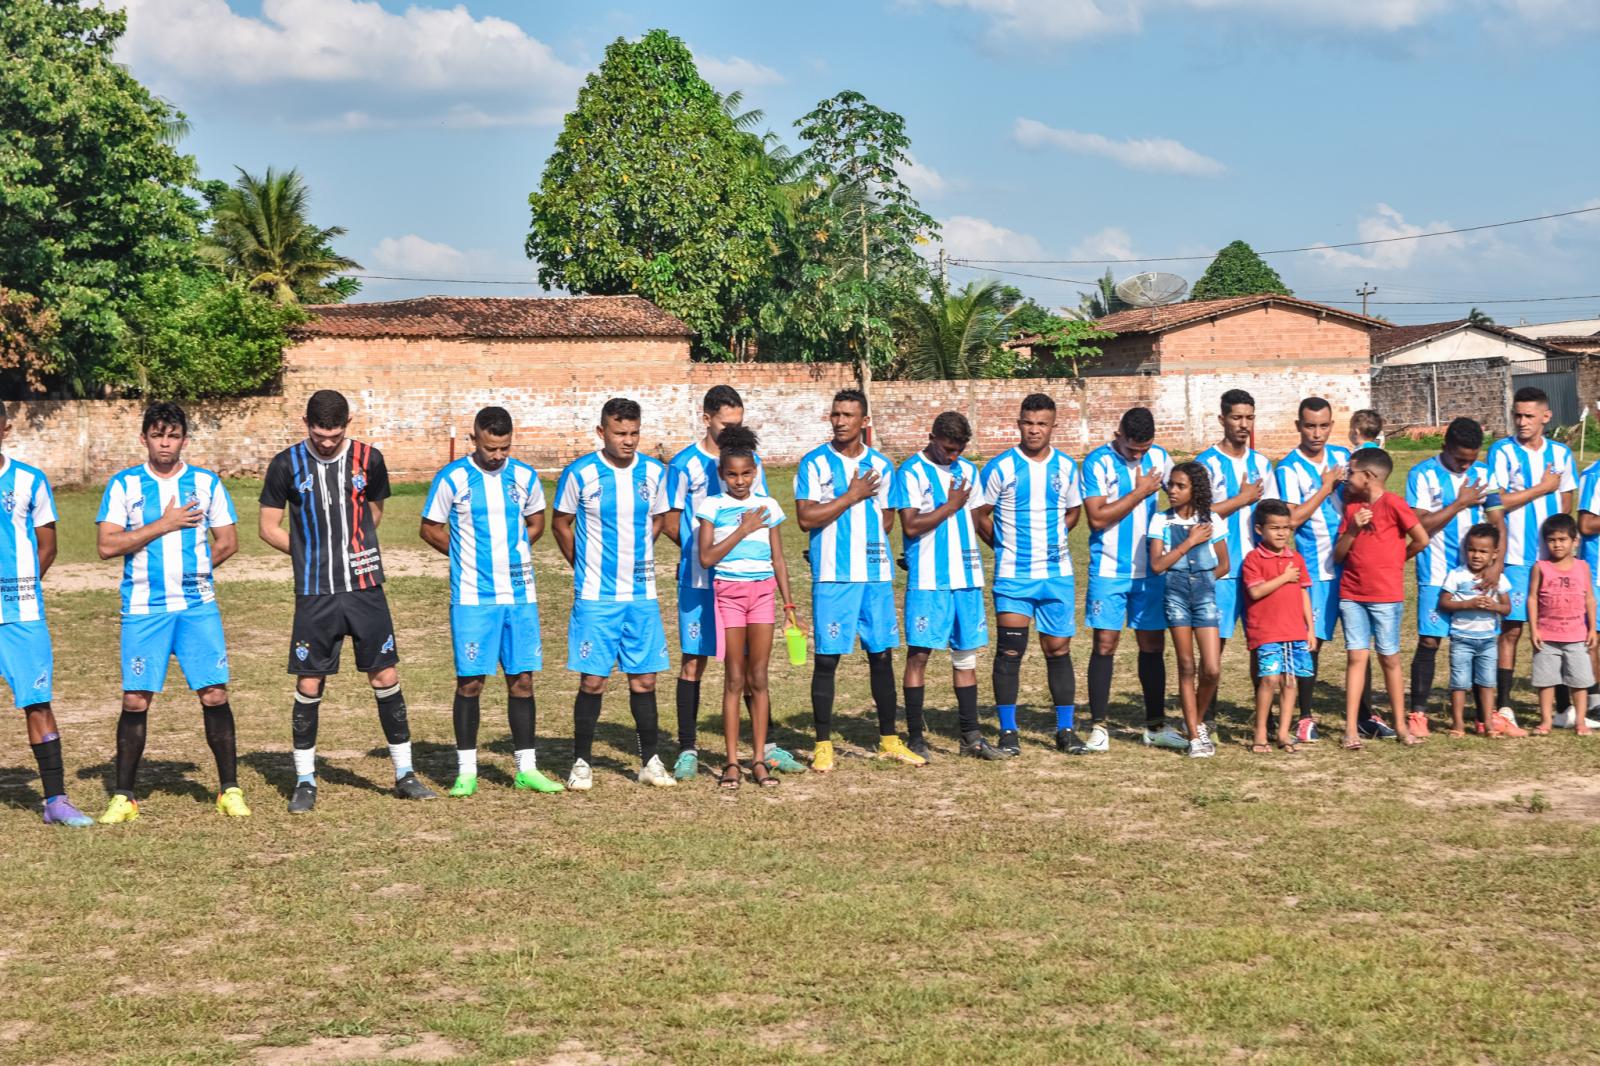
[
  {"xmin": 389, "ymin": 741, "xmax": 413, "ymax": 779},
  {"xmin": 457, "ymin": 748, "xmax": 477, "ymax": 776},
  {"xmin": 293, "ymin": 747, "xmax": 316, "ymax": 779},
  {"xmin": 514, "ymin": 748, "xmax": 537, "ymax": 773}
]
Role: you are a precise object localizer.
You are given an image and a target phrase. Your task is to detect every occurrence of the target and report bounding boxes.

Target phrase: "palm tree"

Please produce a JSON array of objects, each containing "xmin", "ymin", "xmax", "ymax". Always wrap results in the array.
[
  {"xmin": 1072, "ymin": 268, "xmax": 1128, "ymax": 320},
  {"xmin": 901, "ymin": 279, "xmax": 1013, "ymax": 380},
  {"xmin": 1468, "ymin": 306, "xmax": 1495, "ymax": 327},
  {"xmin": 201, "ymin": 167, "xmax": 361, "ymax": 304}
]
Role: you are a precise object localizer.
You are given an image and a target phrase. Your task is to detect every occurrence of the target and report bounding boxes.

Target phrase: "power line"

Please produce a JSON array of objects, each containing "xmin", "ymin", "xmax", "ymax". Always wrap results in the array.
[
  {"xmin": 343, "ymin": 273, "xmax": 542, "ymax": 285},
  {"xmin": 946, "ymin": 203, "xmax": 1600, "ymax": 265}
]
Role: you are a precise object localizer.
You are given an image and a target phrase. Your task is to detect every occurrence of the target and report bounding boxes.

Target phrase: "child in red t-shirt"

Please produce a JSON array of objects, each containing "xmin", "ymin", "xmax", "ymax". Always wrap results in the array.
[
  {"xmin": 1334, "ymin": 448, "xmax": 1430, "ymax": 749},
  {"xmin": 1242, "ymin": 500, "xmax": 1316, "ymax": 753}
]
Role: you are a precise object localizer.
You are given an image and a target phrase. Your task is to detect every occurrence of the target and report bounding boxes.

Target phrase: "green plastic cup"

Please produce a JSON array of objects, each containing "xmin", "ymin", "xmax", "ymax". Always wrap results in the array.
[{"xmin": 785, "ymin": 624, "xmax": 808, "ymax": 666}]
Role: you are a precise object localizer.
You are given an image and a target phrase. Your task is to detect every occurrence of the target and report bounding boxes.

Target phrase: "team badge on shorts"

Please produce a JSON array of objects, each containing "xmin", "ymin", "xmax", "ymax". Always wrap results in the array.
[
  {"xmin": 686, "ymin": 621, "xmax": 701, "ymax": 642},
  {"xmin": 578, "ymin": 640, "xmax": 592, "ymax": 660},
  {"xmin": 827, "ymin": 622, "xmax": 841, "ymax": 640},
  {"xmin": 130, "ymin": 656, "xmax": 145, "ymax": 677},
  {"xmin": 914, "ymin": 616, "xmax": 929, "ymax": 634},
  {"xmin": 216, "ymin": 653, "xmax": 228, "ymax": 670},
  {"xmin": 381, "ymin": 633, "xmax": 395, "ymax": 654},
  {"xmin": 1087, "ymin": 599, "xmax": 1105, "ymax": 618},
  {"xmin": 32, "ymin": 671, "xmax": 48, "ymax": 691},
  {"xmin": 465, "ymin": 641, "xmax": 479, "ymax": 662},
  {"xmin": 295, "ymin": 640, "xmax": 310, "ymax": 662}
]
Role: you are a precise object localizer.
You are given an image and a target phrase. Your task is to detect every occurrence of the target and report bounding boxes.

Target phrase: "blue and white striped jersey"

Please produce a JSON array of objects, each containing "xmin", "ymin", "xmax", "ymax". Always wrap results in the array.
[
  {"xmin": 980, "ymin": 447, "xmax": 1082, "ymax": 582},
  {"xmin": 793, "ymin": 443, "xmax": 896, "ymax": 584},
  {"xmin": 1487, "ymin": 436, "xmax": 1576, "ymax": 567},
  {"xmin": 1274, "ymin": 445, "xmax": 1351, "ymax": 582},
  {"xmin": 1405, "ymin": 455, "xmax": 1492, "ymax": 587},
  {"xmin": 1196, "ymin": 446, "xmax": 1276, "ymax": 579},
  {"xmin": 666, "ymin": 443, "xmax": 767, "ymax": 590},
  {"xmin": 1578, "ymin": 459, "xmax": 1600, "ymax": 579},
  {"xmin": 890, "ymin": 453, "xmax": 985, "ymax": 591},
  {"xmin": 97, "ymin": 464, "xmax": 236, "ymax": 616},
  {"xmin": 554, "ymin": 451, "xmax": 669, "ymax": 602},
  {"xmin": 0, "ymin": 457, "xmax": 56, "ymax": 625},
  {"xmin": 423, "ymin": 456, "xmax": 546, "ymax": 606},
  {"xmin": 1082, "ymin": 441, "xmax": 1173, "ymax": 580},
  {"xmin": 693, "ymin": 492, "xmax": 784, "ymax": 582}
]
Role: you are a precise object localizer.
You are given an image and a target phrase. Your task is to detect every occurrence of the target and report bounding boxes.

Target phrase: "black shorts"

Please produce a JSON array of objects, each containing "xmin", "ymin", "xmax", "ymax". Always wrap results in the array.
[{"xmin": 288, "ymin": 586, "xmax": 398, "ymax": 676}]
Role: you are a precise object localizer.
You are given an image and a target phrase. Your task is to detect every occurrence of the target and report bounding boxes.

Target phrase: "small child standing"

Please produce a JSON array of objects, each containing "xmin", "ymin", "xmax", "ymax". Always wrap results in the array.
[
  {"xmin": 1147, "ymin": 461, "xmax": 1229, "ymax": 758},
  {"xmin": 1349, "ymin": 409, "xmax": 1384, "ymax": 451},
  {"xmin": 1527, "ymin": 513, "xmax": 1596, "ymax": 736},
  {"xmin": 695, "ymin": 426, "xmax": 801, "ymax": 789},
  {"xmin": 1241, "ymin": 500, "xmax": 1315, "ymax": 753},
  {"xmin": 1334, "ymin": 448, "xmax": 1430, "ymax": 748},
  {"xmin": 1437, "ymin": 523, "xmax": 1513, "ymax": 736}
]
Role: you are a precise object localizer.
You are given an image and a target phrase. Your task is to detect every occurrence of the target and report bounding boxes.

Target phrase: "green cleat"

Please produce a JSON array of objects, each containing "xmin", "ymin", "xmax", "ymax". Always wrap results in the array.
[
  {"xmin": 447, "ymin": 774, "xmax": 478, "ymax": 798},
  {"xmin": 672, "ymin": 750, "xmax": 699, "ymax": 781},
  {"xmin": 514, "ymin": 768, "xmax": 565, "ymax": 793},
  {"xmin": 763, "ymin": 746, "xmax": 808, "ymax": 773}
]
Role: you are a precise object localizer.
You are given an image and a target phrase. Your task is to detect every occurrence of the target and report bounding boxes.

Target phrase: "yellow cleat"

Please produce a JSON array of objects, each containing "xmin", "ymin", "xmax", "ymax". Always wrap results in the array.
[
  {"xmin": 810, "ymin": 740, "xmax": 836, "ymax": 774},
  {"xmin": 98, "ymin": 794, "xmax": 139, "ymax": 825},
  {"xmin": 215, "ymin": 786, "xmax": 252, "ymax": 818},
  {"xmin": 876, "ymin": 735, "xmax": 928, "ymax": 767}
]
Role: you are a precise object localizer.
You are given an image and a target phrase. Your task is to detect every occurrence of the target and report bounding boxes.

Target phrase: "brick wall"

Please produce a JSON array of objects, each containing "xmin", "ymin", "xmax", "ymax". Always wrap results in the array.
[{"xmin": 1371, "ymin": 357, "xmax": 1511, "ymax": 434}]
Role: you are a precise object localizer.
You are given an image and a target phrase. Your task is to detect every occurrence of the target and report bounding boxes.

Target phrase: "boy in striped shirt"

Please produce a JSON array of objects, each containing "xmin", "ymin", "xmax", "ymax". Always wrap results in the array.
[
  {"xmin": 552, "ymin": 397, "xmax": 675, "ymax": 790},
  {"xmin": 793, "ymin": 389, "xmax": 900, "ymax": 773},
  {"xmin": 891, "ymin": 411, "xmax": 985, "ymax": 764},
  {"xmin": 0, "ymin": 404, "xmax": 93, "ymax": 827},
  {"xmin": 95, "ymin": 402, "xmax": 246, "ymax": 823},
  {"xmin": 1574, "ymin": 454, "xmax": 1600, "ymax": 727},
  {"xmin": 976, "ymin": 393, "xmax": 1084, "ymax": 756},
  {"xmin": 422, "ymin": 406, "xmax": 563, "ymax": 797}
]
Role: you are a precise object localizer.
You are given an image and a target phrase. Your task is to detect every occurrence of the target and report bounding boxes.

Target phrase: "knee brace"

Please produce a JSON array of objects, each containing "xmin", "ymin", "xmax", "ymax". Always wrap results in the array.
[
  {"xmin": 951, "ymin": 648, "xmax": 978, "ymax": 672},
  {"xmin": 992, "ymin": 626, "xmax": 1029, "ymax": 706}
]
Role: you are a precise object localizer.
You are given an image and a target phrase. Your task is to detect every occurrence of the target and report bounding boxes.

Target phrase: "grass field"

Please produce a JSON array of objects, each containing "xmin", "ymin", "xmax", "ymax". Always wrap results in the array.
[{"xmin": 4, "ymin": 452, "xmax": 1599, "ymax": 1065}]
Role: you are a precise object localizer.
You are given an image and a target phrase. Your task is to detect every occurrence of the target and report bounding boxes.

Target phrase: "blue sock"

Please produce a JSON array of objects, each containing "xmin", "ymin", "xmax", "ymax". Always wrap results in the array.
[
  {"xmin": 996, "ymin": 704, "xmax": 1018, "ymax": 731},
  {"xmin": 296, "ymin": 773, "xmax": 315, "ymax": 786},
  {"xmin": 1055, "ymin": 705, "xmax": 1075, "ymax": 730}
]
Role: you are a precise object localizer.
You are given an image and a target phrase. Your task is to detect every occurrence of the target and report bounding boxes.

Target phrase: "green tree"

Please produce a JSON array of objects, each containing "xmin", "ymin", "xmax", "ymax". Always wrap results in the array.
[
  {"xmin": 526, "ymin": 30, "xmax": 773, "ymax": 357},
  {"xmin": 0, "ymin": 0, "xmax": 202, "ymax": 393},
  {"xmin": 899, "ymin": 280, "xmax": 1013, "ymax": 380},
  {"xmin": 1075, "ymin": 268, "xmax": 1130, "ymax": 319},
  {"xmin": 1035, "ymin": 318, "xmax": 1117, "ymax": 378},
  {"xmin": 201, "ymin": 167, "xmax": 361, "ymax": 304},
  {"xmin": 0, "ymin": 289, "xmax": 61, "ymax": 394},
  {"xmin": 996, "ymin": 285, "xmax": 1067, "ymax": 339},
  {"xmin": 1468, "ymin": 306, "xmax": 1495, "ymax": 327},
  {"xmin": 1189, "ymin": 240, "xmax": 1292, "ymax": 300}
]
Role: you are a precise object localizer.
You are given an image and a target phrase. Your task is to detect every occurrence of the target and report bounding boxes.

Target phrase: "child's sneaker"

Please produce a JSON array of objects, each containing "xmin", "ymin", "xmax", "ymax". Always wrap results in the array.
[
  {"xmin": 1358, "ymin": 715, "xmax": 1398, "ymax": 740},
  {"xmin": 1188, "ymin": 724, "xmax": 1215, "ymax": 758},
  {"xmin": 1552, "ymin": 707, "xmax": 1600, "ymax": 730},
  {"xmin": 1293, "ymin": 718, "xmax": 1320, "ymax": 744},
  {"xmin": 1406, "ymin": 711, "xmax": 1430, "ymax": 738},
  {"xmin": 1495, "ymin": 707, "xmax": 1529, "ymax": 738}
]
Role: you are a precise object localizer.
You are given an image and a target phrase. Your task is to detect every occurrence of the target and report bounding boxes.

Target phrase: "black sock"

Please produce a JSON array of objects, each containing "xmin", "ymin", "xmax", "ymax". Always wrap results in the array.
[
  {"xmin": 811, "ymin": 654, "xmax": 839, "ymax": 741},
  {"xmin": 507, "ymin": 695, "xmax": 536, "ymax": 751},
  {"xmin": 1410, "ymin": 644, "xmax": 1438, "ymax": 713},
  {"xmin": 1137, "ymin": 649, "xmax": 1166, "ymax": 729},
  {"xmin": 629, "ymin": 689, "xmax": 659, "ymax": 763},
  {"xmin": 375, "ymin": 685, "xmax": 410, "ymax": 744},
  {"xmin": 675, "ymin": 677, "xmax": 700, "ymax": 752},
  {"xmin": 1496, "ymin": 667, "xmax": 1513, "ymax": 708},
  {"xmin": 114, "ymin": 710, "xmax": 147, "ymax": 798},
  {"xmin": 30, "ymin": 730, "xmax": 64, "ymax": 800},
  {"xmin": 452, "ymin": 692, "xmax": 481, "ymax": 751},
  {"xmin": 573, "ymin": 691, "xmax": 603, "ymax": 762},
  {"xmin": 954, "ymin": 684, "xmax": 979, "ymax": 736},
  {"xmin": 1088, "ymin": 651, "xmax": 1114, "ymax": 723},
  {"xmin": 292, "ymin": 690, "xmax": 321, "ymax": 751},
  {"xmin": 868, "ymin": 649, "xmax": 897, "ymax": 735},
  {"xmin": 904, "ymin": 685, "xmax": 927, "ymax": 742},
  {"xmin": 1046, "ymin": 652, "xmax": 1075, "ymax": 709},
  {"xmin": 1359, "ymin": 664, "xmax": 1374, "ymax": 718},
  {"xmin": 202, "ymin": 702, "xmax": 238, "ymax": 791},
  {"xmin": 1555, "ymin": 684, "xmax": 1572, "ymax": 714},
  {"xmin": 1298, "ymin": 649, "xmax": 1319, "ymax": 720}
]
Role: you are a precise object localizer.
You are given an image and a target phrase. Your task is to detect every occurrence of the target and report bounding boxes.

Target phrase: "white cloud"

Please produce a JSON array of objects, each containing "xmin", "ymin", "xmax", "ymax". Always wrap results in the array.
[
  {"xmin": 365, "ymin": 234, "xmax": 544, "ymax": 288},
  {"xmin": 1013, "ymin": 117, "xmax": 1226, "ymax": 177},
  {"xmin": 903, "ymin": 153, "xmax": 951, "ymax": 199},
  {"xmin": 937, "ymin": 215, "xmax": 1045, "ymax": 262},
  {"xmin": 694, "ymin": 51, "xmax": 784, "ymax": 89},
  {"xmin": 1306, "ymin": 203, "xmax": 1466, "ymax": 271},
  {"xmin": 1069, "ymin": 227, "xmax": 1137, "ymax": 261}
]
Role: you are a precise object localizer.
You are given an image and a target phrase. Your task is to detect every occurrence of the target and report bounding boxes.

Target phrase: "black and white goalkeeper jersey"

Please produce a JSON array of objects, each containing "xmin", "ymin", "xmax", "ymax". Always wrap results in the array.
[{"xmin": 260, "ymin": 440, "xmax": 391, "ymax": 596}]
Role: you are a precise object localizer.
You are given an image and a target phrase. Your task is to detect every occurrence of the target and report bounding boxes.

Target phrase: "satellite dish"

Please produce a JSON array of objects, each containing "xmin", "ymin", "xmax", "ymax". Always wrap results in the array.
[{"xmin": 1115, "ymin": 271, "xmax": 1189, "ymax": 308}]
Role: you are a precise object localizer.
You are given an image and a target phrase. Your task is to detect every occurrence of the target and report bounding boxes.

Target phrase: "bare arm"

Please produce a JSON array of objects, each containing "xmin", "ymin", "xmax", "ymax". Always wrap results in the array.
[
  {"xmin": 1213, "ymin": 539, "xmax": 1230, "ymax": 581},
  {"xmin": 1527, "ymin": 565, "xmax": 1543, "ymax": 647},
  {"xmin": 419, "ymin": 518, "xmax": 450, "ymax": 557},
  {"xmin": 370, "ymin": 500, "xmax": 384, "ymax": 527},
  {"xmin": 551, "ymin": 512, "xmax": 576, "ymax": 566},
  {"xmin": 35, "ymin": 524, "xmax": 56, "ymax": 577},
  {"xmin": 661, "ymin": 509, "xmax": 683, "ymax": 546},
  {"xmin": 1287, "ymin": 465, "xmax": 1343, "ymax": 529},
  {"xmin": 98, "ymin": 500, "xmax": 202, "ymax": 560},
  {"xmin": 796, "ymin": 470, "xmax": 880, "ymax": 531},
  {"xmin": 1148, "ymin": 524, "xmax": 1211, "ymax": 576},
  {"xmin": 698, "ymin": 510, "xmax": 767, "ymax": 569},
  {"xmin": 770, "ymin": 525, "xmax": 800, "ymax": 631},
  {"xmin": 973, "ymin": 505, "xmax": 994, "ymax": 548},
  {"xmin": 1302, "ymin": 587, "xmax": 1317, "ymax": 652},
  {"xmin": 1498, "ymin": 468, "xmax": 1561, "ymax": 514},
  {"xmin": 1580, "ymin": 511, "xmax": 1600, "ymax": 537},
  {"xmin": 1404, "ymin": 523, "xmax": 1430, "ymax": 561},
  {"xmin": 525, "ymin": 511, "xmax": 544, "ymax": 545},
  {"xmin": 1065, "ymin": 505, "xmax": 1081, "ymax": 533},
  {"xmin": 210, "ymin": 524, "xmax": 239, "ymax": 568},
  {"xmin": 1211, "ymin": 478, "xmax": 1263, "ymax": 520},
  {"xmin": 1245, "ymin": 568, "xmax": 1300, "ymax": 601},
  {"xmin": 259, "ymin": 505, "xmax": 291, "ymax": 555}
]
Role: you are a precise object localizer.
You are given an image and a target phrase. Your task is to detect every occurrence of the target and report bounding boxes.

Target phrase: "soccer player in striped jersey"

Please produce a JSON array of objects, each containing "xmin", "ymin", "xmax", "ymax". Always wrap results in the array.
[
  {"xmin": 1487, "ymin": 386, "xmax": 1575, "ymax": 722},
  {"xmin": 891, "ymin": 411, "xmax": 985, "ymax": 764},
  {"xmin": 975, "ymin": 393, "xmax": 1084, "ymax": 756},
  {"xmin": 95, "ymin": 403, "xmax": 247, "ymax": 823},
  {"xmin": 794, "ymin": 389, "xmax": 899, "ymax": 773},
  {"xmin": 552, "ymin": 397, "xmax": 675, "ymax": 790},
  {"xmin": 261, "ymin": 390, "xmax": 436, "ymax": 812},
  {"xmin": 0, "ymin": 404, "xmax": 92, "ymax": 827},
  {"xmin": 1082, "ymin": 407, "xmax": 1174, "ymax": 753},
  {"xmin": 421, "ymin": 406, "xmax": 563, "ymax": 798},
  {"xmin": 1274, "ymin": 397, "xmax": 1352, "ymax": 742},
  {"xmin": 1404, "ymin": 418, "xmax": 1500, "ymax": 734},
  {"xmin": 1573, "ymin": 454, "xmax": 1600, "ymax": 728}
]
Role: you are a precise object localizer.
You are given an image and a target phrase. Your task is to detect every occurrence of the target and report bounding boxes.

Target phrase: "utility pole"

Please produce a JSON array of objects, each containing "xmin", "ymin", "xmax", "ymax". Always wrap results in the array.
[
  {"xmin": 1356, "ymin": 282, "xmax": 1377, "ymax": 317},
  {"xmin": 937, "ymin": 246, "xmax": 948, "ymax": 289}
]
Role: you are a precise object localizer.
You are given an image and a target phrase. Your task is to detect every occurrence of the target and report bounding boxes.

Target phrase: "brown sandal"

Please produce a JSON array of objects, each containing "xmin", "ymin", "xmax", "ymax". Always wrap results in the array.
[
  {"xmin": 751, "ymin": 762, "xmax": 779, "ymax": 788},
  {"xmin": 718, "ymin": 764, "xmax": 742, "ymax": 791},
  {"xmin": 1250, "ymin": 743, "xmax": 1272, "ymax": 754}
]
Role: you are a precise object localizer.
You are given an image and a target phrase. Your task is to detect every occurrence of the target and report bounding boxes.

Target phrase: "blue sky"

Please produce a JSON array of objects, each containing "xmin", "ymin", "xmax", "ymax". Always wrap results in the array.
[{"xmin": 113, "ymin": 0, "xmax": 1600, "ymax": 326}]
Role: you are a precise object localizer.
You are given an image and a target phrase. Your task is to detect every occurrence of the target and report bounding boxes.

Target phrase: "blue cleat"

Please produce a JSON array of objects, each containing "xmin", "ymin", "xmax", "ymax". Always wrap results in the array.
[{"xmin": 42, "ymin": 796, "xmax": 93, "ymax": 828}]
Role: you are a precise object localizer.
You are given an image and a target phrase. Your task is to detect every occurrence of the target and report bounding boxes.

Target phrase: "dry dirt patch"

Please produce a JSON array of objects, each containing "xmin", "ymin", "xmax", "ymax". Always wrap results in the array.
[
  {"xmin": 250, "ymin": 1033, "xmax": 461, "ymax": 1064},
  {"xmin": 1411, "ymin": 773, "xmax": 1600, "ymax": 823}
]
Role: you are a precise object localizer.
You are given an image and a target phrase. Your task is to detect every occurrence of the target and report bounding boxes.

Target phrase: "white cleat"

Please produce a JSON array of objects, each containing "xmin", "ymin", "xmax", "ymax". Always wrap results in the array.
[
  {"xmin": 1143, "ymin": 724, "xmax": 1191, "ymax": 751},
  {"xmin": 1552, "ymin": 707, "xmax": 1600, "ymax": 730},
  {"xmin": 566, "ymin": 758, "xmax": 593, "ymax": 792},
  {"xmin": 1084, "ymin": 724, "xmax": 1110, "ymax": 753},
  {"xmin": 637, "ymin": 754, "xmax": 677, "ymax": 788}
]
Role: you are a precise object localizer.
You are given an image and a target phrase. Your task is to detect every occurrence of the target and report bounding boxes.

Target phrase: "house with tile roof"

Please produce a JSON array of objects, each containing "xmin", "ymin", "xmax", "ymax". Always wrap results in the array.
[{"xmin": 1368, "ymin": 318, "xmax": 1552, "ymax": 366}]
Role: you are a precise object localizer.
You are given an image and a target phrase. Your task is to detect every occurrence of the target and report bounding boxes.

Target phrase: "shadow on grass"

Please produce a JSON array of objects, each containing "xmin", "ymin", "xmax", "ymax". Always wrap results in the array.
[
  {"xmin": 73, "ymin": 758, "xmax": 212, "ymax": 804},
  {"xmin": 0, "ymin": 766, "xmax": 42, "ymax": 811},
  {"xmin": 239, "ymin": 750, "xmax": 391, "ymax": 799}
]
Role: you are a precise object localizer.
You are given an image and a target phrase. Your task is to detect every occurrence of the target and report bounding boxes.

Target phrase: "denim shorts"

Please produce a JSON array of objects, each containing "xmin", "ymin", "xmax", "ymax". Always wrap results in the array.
[
  {"xmin": 1340, "ymin": 600, "xmax": 1402, "ymax": 655},
  {"xmin": 1163, "ymin": 569, "xmax": 1219, "ymax": 629},
  {"xmin": 1255, "ymin": 640, "xmax": 1313, "ymax": 678},
  {"xmin": 1449, "ymin": 634, "xmax": 1497, "ymax": 691}
]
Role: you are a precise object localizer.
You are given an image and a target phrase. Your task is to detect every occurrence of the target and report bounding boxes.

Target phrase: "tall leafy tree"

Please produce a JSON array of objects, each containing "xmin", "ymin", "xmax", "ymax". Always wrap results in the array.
[
  {"xmin": 526, "ymin": 30, "xmax": 773, "ymax": 357},
  {"xmin": 1189, "ymin": 240, "xmax": 1292, "ymax": 300},
  {"xmin": 1075, "ymin": 268, "xmax": 1130, "ymax": 319},
  {"xmin": 899, "ymin": 280, "xmax": 1013, "ymax": 380},
  {"xmin": 201, "ymin": 167, "xmax": 361, "ymax": 304}
]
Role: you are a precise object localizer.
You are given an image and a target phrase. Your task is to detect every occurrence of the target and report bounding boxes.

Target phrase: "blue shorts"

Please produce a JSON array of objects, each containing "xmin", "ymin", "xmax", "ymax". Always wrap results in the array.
[
  {"xmin": 905, "ymin": 587, "xmax": 989, "ymax": 651},
  {"xmin": 1163, "ymin": 569, "xmax": 1219, "ymax": 630},
  {"xmin": 121, "ymin": 602, "xmax": 229, "ymax": 692},
  {"xmin": 1213, "ymin": 574, "xmax": 1241, "ymax": 636},
  {"xmin": 567, "ymin": 599, "xmax": 669, "ymax": 676},
  {"xmin": 1449, "ymin": 634, "xmax": 1497, "ymax": 690},
  {"xmin": 0, "ymin": 620, "xmax": 52, "ymax": 708},
  {"xmin": 451, "ymin": 602, "xmax": 542, "ymax": 677},
  {"xmin": 1340, "ymin": 600, "xmax": 1403, "ymax": 655},
  {"xmin": 1417, "ymin": 584, "xmax": 1448, "ymax": 639},
  {"xmin": 813, "ymin": 581, "xmax": 900, "ymax": 656},
  {"xmin": 1504, "ymin": 563, "xmax": 1532, "ymax": 623},
  {"xmin": 1086, "ymin": 574, "xmax": 1166, "ymax": 632},
  {"xmin": 993, "ymin": 576, "xmax": 1076, "ymax": 638},
  {"xmin": 1255, "ymin": 640, "xmax": 1313, "ymax": 678},
  {"xmin": 1308, "ymin": 577, "xmax": 1340, "ymax": 642},
  {"xmin": 677, "ymin": 583, "xmax": 718, "ymax": 657}
]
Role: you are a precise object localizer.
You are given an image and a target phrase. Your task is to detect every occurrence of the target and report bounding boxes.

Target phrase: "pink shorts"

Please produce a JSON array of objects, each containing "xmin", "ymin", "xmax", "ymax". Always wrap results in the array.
[{"xmin": 713, "ymin": 578, "xmax": 777, "ymax": 660}]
